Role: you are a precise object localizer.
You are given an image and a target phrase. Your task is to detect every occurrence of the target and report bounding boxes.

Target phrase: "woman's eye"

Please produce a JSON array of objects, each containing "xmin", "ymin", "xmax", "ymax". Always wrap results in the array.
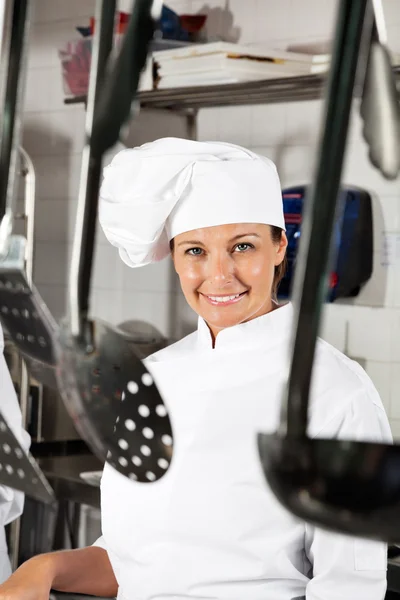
[
  {"xmin": 186, "ymin": 247, "xmax": 203, "ymax": 256},
  {"xmin": 234, "ymin": 243, "xmax": 253, "ymax": 252}
]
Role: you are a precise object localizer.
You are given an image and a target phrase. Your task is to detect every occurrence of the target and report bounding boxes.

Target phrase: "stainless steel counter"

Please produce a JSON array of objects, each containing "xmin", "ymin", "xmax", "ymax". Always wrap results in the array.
[{"xmin": 37, "ymin": 454, "xmax": 103, "ymax": 508}]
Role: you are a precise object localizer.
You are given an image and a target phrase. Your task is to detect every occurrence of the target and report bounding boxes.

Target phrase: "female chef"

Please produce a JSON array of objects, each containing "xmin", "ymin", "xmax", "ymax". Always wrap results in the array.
[{"xmin": 0, "ymin": 138, "xmax": 392, "ymax": 600}]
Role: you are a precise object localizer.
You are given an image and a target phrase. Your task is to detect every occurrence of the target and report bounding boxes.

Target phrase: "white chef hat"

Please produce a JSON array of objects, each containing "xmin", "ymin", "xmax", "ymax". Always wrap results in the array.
[{"xmin": 99, "ymin": 137, "xmax": 285, "ymax": 268}]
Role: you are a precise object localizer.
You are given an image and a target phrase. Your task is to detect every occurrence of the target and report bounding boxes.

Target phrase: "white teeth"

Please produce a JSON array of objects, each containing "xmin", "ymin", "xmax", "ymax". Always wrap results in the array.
[{"xmin": 207, "ymin": 294, "xmax": 241, "ymax": 303}]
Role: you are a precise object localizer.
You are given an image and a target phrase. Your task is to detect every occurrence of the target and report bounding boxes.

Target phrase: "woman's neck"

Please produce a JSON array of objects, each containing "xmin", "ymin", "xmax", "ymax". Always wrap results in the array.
[{"xmin": 207, "ymin": 298, "xmax": 279, "ymax": 348}]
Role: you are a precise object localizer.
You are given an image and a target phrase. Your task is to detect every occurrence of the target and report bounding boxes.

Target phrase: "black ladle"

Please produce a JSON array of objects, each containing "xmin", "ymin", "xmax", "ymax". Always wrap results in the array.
[
  {"xmin": 258, "ymin": 0, "xmax": 400, "ymax": 542},
  {"xmin": 0, "ymin": 0, "xmax": 59, "ymax": 390},
  {"xmin": 0, "ymin": 0, "xmax": 172, "ymax": 488},
  {"xmin": 0, "ymin": 0, "xmax": 54, "ymax": 503},
  {"xmin": 55, "ymin": 0, "xmax": 174, "ymax": 483}
]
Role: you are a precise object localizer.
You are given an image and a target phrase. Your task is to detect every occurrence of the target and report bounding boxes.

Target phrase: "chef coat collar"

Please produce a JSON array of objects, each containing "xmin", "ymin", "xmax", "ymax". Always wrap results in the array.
[{"xmin": 197, "ymin": 302, "xmax": 293, "ymax": 351}]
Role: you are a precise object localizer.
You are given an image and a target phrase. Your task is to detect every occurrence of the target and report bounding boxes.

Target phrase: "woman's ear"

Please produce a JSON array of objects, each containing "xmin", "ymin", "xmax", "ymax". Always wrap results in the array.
[{"xmin": 275, "ymin": 231, "xmax": 288, "ymax": 266}]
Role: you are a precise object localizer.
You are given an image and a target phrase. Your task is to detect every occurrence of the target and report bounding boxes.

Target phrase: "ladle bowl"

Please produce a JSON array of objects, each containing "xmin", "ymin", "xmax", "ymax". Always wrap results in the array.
[
  {"xmin": 56, "ymin": 318, "xmax": 174, "ymax": 483},
  {"xmin": 258, "ymin": 433, "xmax": 400, "ymax": 542}
]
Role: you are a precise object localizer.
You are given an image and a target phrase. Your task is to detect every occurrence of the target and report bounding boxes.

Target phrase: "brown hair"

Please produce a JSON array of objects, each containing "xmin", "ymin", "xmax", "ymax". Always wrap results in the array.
[
  {"xmin": 169, "ymin": 225, "xmax": 287, "ymax": 301},
  {"xmin": 270, "ymin": 225, "xmax": 287, "ymax": 301}
]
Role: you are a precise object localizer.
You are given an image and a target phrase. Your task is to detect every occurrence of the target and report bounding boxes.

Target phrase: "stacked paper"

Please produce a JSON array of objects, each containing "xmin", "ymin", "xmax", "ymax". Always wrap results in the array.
[{"xmin": 153, "ymin": 42, "xmax": 331, "ymax": 89}]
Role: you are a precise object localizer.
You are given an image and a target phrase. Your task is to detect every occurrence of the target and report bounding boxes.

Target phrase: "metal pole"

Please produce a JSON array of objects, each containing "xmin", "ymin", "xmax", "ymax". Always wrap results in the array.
[
  {"xmin": 9, "ymin": 147, "xmax": 37, "ymax": 572},
  {"xmin": 281, "ymin": 0, "xmax": 370, "ymax": 437},
  {"xmin": 69, "ymin": 0, "xmax": 116, "ymax": 341},
  {"xmin": 0, "ymin": 0, "xmax": 30, "ymax": 256}
]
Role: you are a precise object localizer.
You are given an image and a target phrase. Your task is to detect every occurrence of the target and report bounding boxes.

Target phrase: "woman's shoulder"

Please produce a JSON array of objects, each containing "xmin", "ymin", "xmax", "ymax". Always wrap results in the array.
[
  {"xmin": 314, "ymin": 337, "xmax": 371, "ymax": 392},
  {"xmin": 309, "ymin": 337, "xmax": 391, "ymax": 442},
  {"xmin": 314, "ymin": 336, "xmax": 382, "ymax": 404}
]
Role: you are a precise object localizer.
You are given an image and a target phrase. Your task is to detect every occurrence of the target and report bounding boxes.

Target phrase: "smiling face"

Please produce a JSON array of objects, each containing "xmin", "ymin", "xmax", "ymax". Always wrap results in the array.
[{"xmin": 172, "ymin": 223, "xmax": 288, "ymax": 342}]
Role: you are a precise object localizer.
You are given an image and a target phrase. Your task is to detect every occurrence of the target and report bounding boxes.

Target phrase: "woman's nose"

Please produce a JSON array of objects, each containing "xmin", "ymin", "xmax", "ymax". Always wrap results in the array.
[{"xmin": 207, "ymin": 252, "xmax": 234, "ymax": 283}]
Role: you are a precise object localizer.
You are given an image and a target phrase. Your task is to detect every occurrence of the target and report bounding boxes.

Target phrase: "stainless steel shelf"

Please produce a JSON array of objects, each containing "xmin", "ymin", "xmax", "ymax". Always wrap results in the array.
[
  {"xmin": 64, "ymin": 67, "xmax": 400, "ymax": 111},
  {"xmin": 136, "ymin": 74, "xmax": 327, "ymax": 109},
  {"xmin": 64, "ymin": 74, "xmax": 326, "ymax": 110}
]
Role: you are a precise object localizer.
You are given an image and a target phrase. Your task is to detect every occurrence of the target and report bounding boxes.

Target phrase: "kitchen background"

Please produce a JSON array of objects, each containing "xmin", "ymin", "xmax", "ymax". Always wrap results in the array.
[{"xmin": 19, "ymin": 0, "xmax": 400, "ymax": 436}]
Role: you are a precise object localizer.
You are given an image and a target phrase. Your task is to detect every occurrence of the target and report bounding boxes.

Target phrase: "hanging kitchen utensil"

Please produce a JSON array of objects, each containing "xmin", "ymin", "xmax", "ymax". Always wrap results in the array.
[
  {"xmin": 258, "ymin": 0, "xmax": 400, "ymax": 542},
  {"xmin": 0, "ymin": 0, "xmax": 54, "ymax": 504},
  {"xmin": 0, "ymin": 0, "xmax": 59, "ymax": 389},
  {"xmin": 0, "ymin": 0, "xmax": 166, "ymax": 497},
  {"xmin": 0, "ymin": 236, "xmax": 59, "ymax": 389},
  {"xmin": 360, "ymin": 0, "xmax": 400, "ymax": 179},
  {"xmin": 0, "ymin": 411, "xmax": 54, "ymax": 503},
  {"xmin": 56, "ymin": 0, "xmax": 174, "ymax": 484}
]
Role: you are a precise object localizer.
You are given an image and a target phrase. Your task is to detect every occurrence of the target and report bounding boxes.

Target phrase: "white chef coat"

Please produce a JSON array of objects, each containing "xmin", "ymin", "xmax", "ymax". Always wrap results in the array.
[
  {"xmin": 0, "ymin": 325, "xmax": 30, "ymax": 581},
  {"xmin": 94, "ymin": 302, "xmax": 391, "ymax": 600}
]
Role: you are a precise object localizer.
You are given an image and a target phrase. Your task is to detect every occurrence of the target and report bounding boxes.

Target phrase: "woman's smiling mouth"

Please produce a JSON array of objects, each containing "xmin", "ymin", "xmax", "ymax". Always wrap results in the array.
[{"xmin": 201, "ymin": 291, "xmax": 248, "ymax": 306}]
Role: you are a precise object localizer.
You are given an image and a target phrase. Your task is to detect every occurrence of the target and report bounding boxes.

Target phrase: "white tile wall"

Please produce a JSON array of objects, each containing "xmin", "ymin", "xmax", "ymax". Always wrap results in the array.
[
  {"xmin": 392, "ymin": 312, "xmax": 400, "ymax": 362},
  {"xmin": 319, "ymin": 303, "xmax": 349, "ymax": 354},
  {"xmin": 393, "ymin": 266, "xmax": 400, "ymax": 309},
  {"xmin": 284, "ymin": 100, "xmax": 322, "ymax": 148},
  {"xmin": 89, "ymin": 288, "xmax": 124, "ymax": 326},
  {"xmin": 347, "ymin": 306, "xmax": 395, "ymax": 362},
  {"xmin": 23, "ymin": 108, "xmax": 86, "ymax": 156},
  {"xmin": 285, "ymin": 0, "xmax": 337, "ymax": 42},
  {"xmin": 390, "ymin": 364, "xmax": 400, "ymax": 419},
  {"xmin": 254, "ymin": 0, "xmax": 292, "ymax": 45},
  {"xmin": 33, "ymin": 153, "xmax": 83, "ymax": 200},
  {"xmin": 384, "ymin": 0, "xmax": 400, "ymax": 26},
  {"xmin": 33, "ymin": 241, "xmax": 72, "ymax": 286},
  {"xmin": 121, "ymin": 259, "xmax": 173, "ymax": 294},
  {"xmin": 364, "ymin": 361, "xmax": 393, "ymax": 414},
  {"xmin": 196, "ymin": 108, "xmax": 218, "ymax": 140},
  {"xmin": 28, "ymin": 21, "xmax": 78, "ymax": 70},
  {"xmin": 250, "ymin": 103, "xmax": 287, "ymax": 148},
  {"xmin": 221, "ymin": 0, "xmax": 257, "ymax": 44},
  {"xmin": 389, "ymin": 419, "xmax": 400, "ymax": 442},
  {"xmin": 215, "ymin": 105, "xmax": 253, "ymax": 146},
  {"xmin": 343, "ymin": 138, "xmax": 400, "ymax": 197},
  {"xmin": 273, "ymin": 144, "xmax": 316, "ymax": 187},
  {"xmin": 24, "ymin": 67, "xmax": 53, "ymax": 112},
  {"xmin": 119, "ymin": 291, "xmax": 180, "ymax": 338},
  {"xmin": 32, "ymin": 0, "xmax": 95, "ymax": 24},
  {"xmin": 33, "ymin": 198, "xmax": 77, "ymax": 243},
  {"xmin": 20, "ymin": 0, "xmax": 400, "ymax": 428},
  {"xmin": 92, "ymin": 244, "xmax": 124, "ymax": 291}
]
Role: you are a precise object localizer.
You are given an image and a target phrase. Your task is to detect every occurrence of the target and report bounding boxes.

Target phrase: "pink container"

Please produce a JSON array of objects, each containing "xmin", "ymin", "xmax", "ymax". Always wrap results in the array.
[{"xmin": 58, "ymin": 38, "xmax": 92, "ymax": 96}]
